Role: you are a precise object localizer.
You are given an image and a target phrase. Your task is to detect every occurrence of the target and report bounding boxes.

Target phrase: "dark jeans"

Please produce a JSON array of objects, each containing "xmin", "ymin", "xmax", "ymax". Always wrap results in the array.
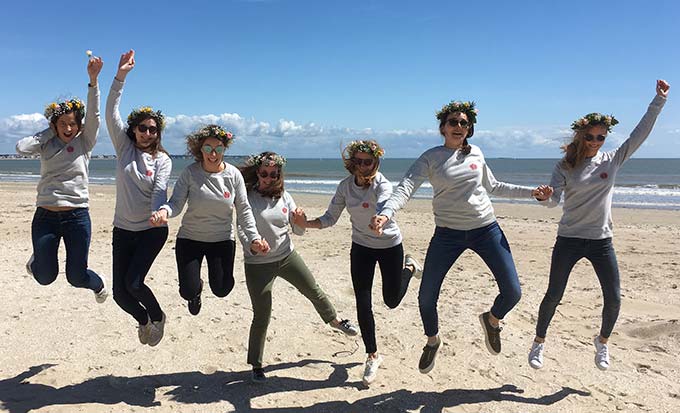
[
  {"xmin": 350, "ymin": 242, "xmax": 411, "ymax": 354},
  {"xmin": 30, "ymin": 207, "xmax": 103, "ymax": 292},
  {"xmin": 112, "ymin": 226, "xmax": 168, "ymax": 324},
  {"xmin": 419, "ymin": 222, "xmax": 522, "ymax": 337},
  {"xmin": 536, "ymin": 236, "xmax": 621, "ymax": 339},
  {"xmin": 175, "ymin": 238, "xmax": 236, "ymax": 300}
]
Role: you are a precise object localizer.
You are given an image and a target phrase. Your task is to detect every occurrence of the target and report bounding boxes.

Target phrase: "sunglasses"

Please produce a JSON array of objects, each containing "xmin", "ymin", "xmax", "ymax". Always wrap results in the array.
[
  {"xmin": 201, "ymin": 144, "xmax": 225, "ymax": 155},
  {"xmin": 584, "ymin": 134, "xmax": 606, "ymax": 142},
  {"xmin": 137, "ymin": 124, "xmax": 158, "ymax": 134},
  {"xmin": 258, "ymin": 171, "xmax": 280, "ymax": 179},
  {"xmin": 351, "ymin": 158, "xmax": 375, "ymax": 167},
  {"xmin": 446, "ymin": 119, "xmax": 470, "ymax": 128}
]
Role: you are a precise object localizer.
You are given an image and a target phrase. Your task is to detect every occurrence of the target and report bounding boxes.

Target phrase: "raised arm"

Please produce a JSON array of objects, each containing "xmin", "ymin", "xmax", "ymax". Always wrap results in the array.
[
  {"xmin": 612, "ymin": 80, "xmax": 669, "ymax": 167},
  {"xmin": 105, "ymin": 50, "xmax": 135, "ymax": 152},
  {"xmin": 80, "ymin": 56, "xmax": 103, "ymax": 152}
]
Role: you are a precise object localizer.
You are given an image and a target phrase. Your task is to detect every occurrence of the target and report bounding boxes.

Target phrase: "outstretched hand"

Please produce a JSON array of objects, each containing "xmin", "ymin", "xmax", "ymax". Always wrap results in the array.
[
  {"xmin": 115, "ymin": 49, "xmax": 135, "ymax": 81},
  {"xmin": 291, "ymin": 207, "xmax": 307, "ymax": 227},
  {"xmin": 532, "ymin": 185, "xmax": 554, "ymax": 201},
  {"xmin": 656, "ymin": 79, "xmax": 670, "ymax": 98},
  {"xmin": 87, "ymin": 56, "xmax": 103, "ymax": 83}
]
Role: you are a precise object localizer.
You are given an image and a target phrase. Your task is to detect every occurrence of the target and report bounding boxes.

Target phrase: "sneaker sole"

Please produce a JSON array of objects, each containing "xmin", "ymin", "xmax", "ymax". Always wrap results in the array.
[
  {"xmin": 479, "ymin": 314, "xmax": 500, "ymax": 355},
  {"xmin": 529, "ymin": 360, "xmax": 543, "ymax": 370}
]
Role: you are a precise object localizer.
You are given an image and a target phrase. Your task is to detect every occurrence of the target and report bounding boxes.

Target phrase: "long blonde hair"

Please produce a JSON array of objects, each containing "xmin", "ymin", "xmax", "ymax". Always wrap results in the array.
[{"xmin": 561, "ymin": 130, "xmax": 589, "ymax": 169}]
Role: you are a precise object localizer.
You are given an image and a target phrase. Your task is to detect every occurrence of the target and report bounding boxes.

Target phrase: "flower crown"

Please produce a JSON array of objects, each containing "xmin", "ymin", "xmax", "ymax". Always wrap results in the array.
[
  {"xmin": 436, "ymin": 100, "xmax": 478, "ymax": 124},
  {"xmin": 246, "ymin": 153, "xmax": 287, "ymax": 168},
  {"xmin": 44, "ymin": 98, "xmax": 85, "ymax": 121},
  {"xmin": 127, "ymin": 106, "xmax": 166, "ymax": 130},
  {"xmin": 345, "ymin": 140, "xmax": 385, "ymax": 159},
  {"xmin": 571, "ymin": 113, "xmax": 619, "ymax": 132},
  {"xmin": 189, "ymin": 124, "xmax": 234, "ymax": 142}
]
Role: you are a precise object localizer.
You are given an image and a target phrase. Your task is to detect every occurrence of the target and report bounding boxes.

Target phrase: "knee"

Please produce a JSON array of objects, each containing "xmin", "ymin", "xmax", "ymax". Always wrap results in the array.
[
  {"xmin": 65, "ymin": 270, "xmax": 89, "ymax": 288},
  {"xmin": 506, "ymin": 285, "xmax": 522, "ymax": 307},
  {"xmin": 384, "ymin": 296, "xmax": 400, "ymax": 309},
  {"xmin": 418, "ymin": 293, "xmax": 436, "ymax": 314},
  {"xmin": 34, "ymin": 271, "xmax": 58, "ymax": 286},
  {"xmin": 211, "ymin": 283, "xmax": 234, "ymax": 298}
]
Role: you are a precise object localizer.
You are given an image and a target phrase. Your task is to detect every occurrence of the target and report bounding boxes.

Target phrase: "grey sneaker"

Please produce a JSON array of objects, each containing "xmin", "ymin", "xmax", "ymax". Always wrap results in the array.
[
  {"xmin": 331, "ymin": 319, "xmax": 359, "ymax": 336},
  {"xmin": 418, "ymin": 337, "xmax": 441, "ymax": 374},
  {"xmin": 25, "ymin": 254, "xmax": 34, "ymax": 276},
  {"xmin": 148, "ymin": 312, "xmax": 166, "ymax": 347},
  {"xmin": 479, "ymin": 312, "xmax": 502, "ymax": 355},
  {"xmin": 528, "ymin": 341, "xmax": 544, "ymax": 369},
  {"xmin": 405, "ymin": 254, "xmax": 423, "ymax": 279},
  {"xmin": 362, "ymin": 355, "xmax": 383, "ymax": 386},
  {"xmin": 94, "ymin": 286, "xmax": 109, "ymax": 304},
  {"xmin": 593, "ymin": 336, "xmax": 610, "ymax": 371},
  {"xmin": 138, "ymin": 321, "xmax": 151, "ymax": 345}
]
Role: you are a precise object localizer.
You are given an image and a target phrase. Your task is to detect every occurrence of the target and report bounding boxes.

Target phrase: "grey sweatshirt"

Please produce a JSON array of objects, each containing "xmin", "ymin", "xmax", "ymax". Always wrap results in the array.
[
  {"xmin": 380, "ymin": 144, "xmax": 535, "ymax": 230},
  {"xmin": 161, "ymin": 161, "xmax": 261, "ymax": 243},
  {"xmin": 105, "ymin": 79, "xmax": 172, "ymax": 231},
  {"xmin": 541, "ymin": 95, "xmax": 666, "ymax": 239},
  {"xmin": 16, "ymin": 84, "xmax": 100, "ymax": 208},
  {"xmin": 319, "ymin": 172, "xmax": 402, "ymax": 249},
  {"xmin": 238, "ymin": 190, "xmax": 305, "ymax": 264}
]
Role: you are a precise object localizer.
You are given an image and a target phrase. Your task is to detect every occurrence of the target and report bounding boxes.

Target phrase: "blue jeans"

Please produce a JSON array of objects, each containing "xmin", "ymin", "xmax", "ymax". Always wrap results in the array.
[
  {"xmin": 536, "ymin": 236, "xmax": 621, "ymax": 339},
  {"xmin": 30, "ymin": 207, "xmax": 104, "ymax": 292},
  {"xmin": 419, "ymin": 222, "xmax": 522, "ymax": 337}
]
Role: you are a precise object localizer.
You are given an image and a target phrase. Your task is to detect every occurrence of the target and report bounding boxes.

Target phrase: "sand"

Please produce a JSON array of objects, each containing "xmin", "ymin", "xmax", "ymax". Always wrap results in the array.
[{"xmin": 0, "ymin": 182, "xmax": 679, "ymax": 412}]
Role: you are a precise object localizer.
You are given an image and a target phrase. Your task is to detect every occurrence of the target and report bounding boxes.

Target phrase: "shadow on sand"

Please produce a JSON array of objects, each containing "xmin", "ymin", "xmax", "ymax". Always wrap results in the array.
[{"xmin": 0, "ymin": 361, "xmax": 590, "ymax": 412}]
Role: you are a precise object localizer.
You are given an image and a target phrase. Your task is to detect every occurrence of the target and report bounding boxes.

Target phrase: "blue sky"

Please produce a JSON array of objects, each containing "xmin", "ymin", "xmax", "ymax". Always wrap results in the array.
[{"xmin": 1, "ymin": 0, "xmax": 678, "ymax": 158}]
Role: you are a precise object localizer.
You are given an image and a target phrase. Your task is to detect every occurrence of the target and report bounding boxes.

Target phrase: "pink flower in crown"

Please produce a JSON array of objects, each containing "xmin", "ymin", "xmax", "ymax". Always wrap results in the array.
[{"xmin": 226, "ymin": 132, "xmax": 233, "ymax": 139}]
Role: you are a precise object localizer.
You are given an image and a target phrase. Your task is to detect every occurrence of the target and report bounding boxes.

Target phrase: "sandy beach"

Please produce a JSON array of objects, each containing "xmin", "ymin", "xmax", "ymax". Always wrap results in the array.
[{"xmin": 0, "ymin": 181, "xmax": 679, "ymax": 413}]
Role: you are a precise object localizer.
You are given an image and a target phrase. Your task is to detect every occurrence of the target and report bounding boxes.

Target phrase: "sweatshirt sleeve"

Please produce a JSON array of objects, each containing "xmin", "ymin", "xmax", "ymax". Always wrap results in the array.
[
  {"xmin": 162, "ymin": 166, "xmax": 190, "ymax": 217},
  {"xmin": 612, "ymin": 95, "xmax": 666, "ymax": 167},
  {"xmin": 151, "ymin": 156, "xmax": 172, "ymax": 212},
  {"xmin": 482, "ymin": 162, "xmax": 534, "ymax": 199},
  {"xmin": 379, "ymin": 154, "xmax": 429, "ymax": 219},
  {"xmin": 233, "ymin": 171, "xmax": 260, "ymax": 244},
  {"xmin": 318, "ymin": 181, "xmax": 346, "ymax": 228},
  {"xmin": 15, "ymin": 128, "xmax": 54, "ymax": 155},
  {"xmin": 80, "ymin": 83, "xmax": 100, "ymax": 153},
  {"xmin": 539, "ymin": 162, "xmax": 565, "ymax": 208},
  {"xmin": 286, "ymin": 192, "xmax": 306, "ymax": 236},
  {"xmin": 105, "ymin": 78, "xmax": 131, "ymax": 154}
]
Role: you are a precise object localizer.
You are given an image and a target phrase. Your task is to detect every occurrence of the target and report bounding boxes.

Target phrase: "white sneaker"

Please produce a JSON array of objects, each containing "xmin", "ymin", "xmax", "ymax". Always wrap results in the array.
[
  {"xmin": 25, "ymin": 254, "xmax": 34, "ymax": 276},
  {"xmin": 362, "ymin": 355, "xmax": 383, "ymax": 386},
  {"xmin": 331, "ymin": 319, "xmax": 359, "ymax": 337},
  {"xmin": 148, "ymin": 312, "xmax": 166, "ymax": 347},
  {"xmin": 138, "ymin": 321, "xmax": 151, "ymax": 345},
  {"xmin": 528, "ymin": 341, "xmax": 544, "ymax": 369},
  {"xmin": 405, "ymin": 254, "xmax": 423, "ymax": 279},
  {"xmin": 94, "ymin": 286, "xmax": 109, "ymax": 304},
  {"xmin": 593, "ymin": 336, "xmax": 610, "ymax": 371}
]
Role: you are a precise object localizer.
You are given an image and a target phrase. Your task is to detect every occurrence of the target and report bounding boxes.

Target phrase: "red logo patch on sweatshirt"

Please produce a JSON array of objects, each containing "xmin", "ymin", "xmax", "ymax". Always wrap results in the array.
[
  {"xmin": 600, "ymin": 172, "xmax": 608, "ymax": 179},
  {"xmin": 282, "ymin": 207, "xmax": 288, "ymax": 214},
  {"xmin": 362, "ymin": 202, "xmax": 369, "ymax": 208},
  {"xmin": 145, "ymin": 170, "xmax": 153, "ymax": 177},
  {"xmin": 224, "ymin": 191, "xmax": 231, "ymax": 198},
  {"xmin": 470, "ymin": 163, "xmax": 478, "ymax": 170},
  {"xmin": 66, "ymin": 146, "xmax": 74, "ymax": 153}
]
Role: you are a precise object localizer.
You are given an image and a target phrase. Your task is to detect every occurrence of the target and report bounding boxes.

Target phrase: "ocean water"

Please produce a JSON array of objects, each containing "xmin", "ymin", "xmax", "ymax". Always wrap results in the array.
[{"xmin": 1, "ymin": 157, "xmax": 679, "ymax": 210}]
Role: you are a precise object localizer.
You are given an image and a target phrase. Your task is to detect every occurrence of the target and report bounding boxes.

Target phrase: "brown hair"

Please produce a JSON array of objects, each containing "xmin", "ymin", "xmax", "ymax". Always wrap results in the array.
[
  {"xmin": 341, "ymin": 140, "xmax": 381, "ymax": 188},
  {"xmin": 126, "ymin": 114, "xmax": 168, "ymax": 157},
  {"xmin": 439, "ymin": 112, "xmax": 474, "ymax": 156},
  {"xmin": 186, "ymin": 125, "xmax": 234, "ymax": 162},
  {"xmin": 240, "ymin": 151, "xmax": 285, "ymax": 199},
  {"xmin": 561, "ymin": 130, "xmax": 589, "ymax": 169}
]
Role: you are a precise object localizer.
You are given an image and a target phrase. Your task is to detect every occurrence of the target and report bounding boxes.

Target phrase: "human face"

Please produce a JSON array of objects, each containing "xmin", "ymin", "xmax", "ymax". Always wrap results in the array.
[
  {"xmin": 352, "ymin": 152, "xmax": 376, "ymax": 176},
  {"xmin": 441, "ymin": 112, "xmax": 470, "ymax": 149},
  {"xmin": 582, "ymin": 124, "xmax": 607, "ymax": 157},
  {"xmin": 257, "ymin": 164, "xmax": 280, "ymax": 189},
  {"xmin": 134, "ymin": 118, "xmax": 159, "ymax": 151},
  {"xmin": 55, "ymin": 112, "xmax": 79, "ymax": 143},
  {"xmin": 201, "ymin": 137, "xmax": 225, "ymax": 167}
]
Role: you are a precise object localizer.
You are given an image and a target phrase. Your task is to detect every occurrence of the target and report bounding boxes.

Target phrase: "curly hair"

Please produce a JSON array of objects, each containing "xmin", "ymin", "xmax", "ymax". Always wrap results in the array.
[
  {"xmin": 240, "ymin": 151, "xmax": 285, "ymax": 199},
  {"xmin": 341, "ymin": 140, "xmax": 382, "ymax": 187},
  {"xmin": 186, "ymin": 124, "xmax": 234, "ymax": 162},
  {"xmin": 44, "ymin": 98, "xmax": 85, "ymax": 131}
]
